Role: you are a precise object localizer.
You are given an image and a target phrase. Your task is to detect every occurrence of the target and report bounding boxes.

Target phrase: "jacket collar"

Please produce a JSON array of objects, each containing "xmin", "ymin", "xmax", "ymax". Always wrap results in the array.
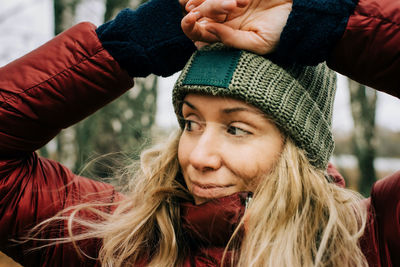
[
  {"xmin": 180, "ymin": 192, "xmax": 250, "ymax": 247},
  {"xmin": 179, "ymin": 164, "xmax": 345, "ymax": 247}
]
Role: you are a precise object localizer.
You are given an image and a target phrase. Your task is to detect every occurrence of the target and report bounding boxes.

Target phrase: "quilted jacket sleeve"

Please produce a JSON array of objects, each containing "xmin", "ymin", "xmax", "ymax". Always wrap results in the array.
[
  {"xmin": 0, "ymin": 22, "xmax": 131, "ymax": 266},
  {"xmin": 272, "ymin": 0, "xmax": 400, "ymax": 97},
  {"xmin": 368, "ymin": 171, "xmax": 400, "ymax": 267},
  {"xmin": 328, "ymin": 0, "xmax": 400, "ymax": 97},
  {"xmin": 0, "ymin": 23, "xmax": 133, "ymax": 156},
  {"xmin": 0, "ymin": 0, "xmax": 196, "ymax": 265}
]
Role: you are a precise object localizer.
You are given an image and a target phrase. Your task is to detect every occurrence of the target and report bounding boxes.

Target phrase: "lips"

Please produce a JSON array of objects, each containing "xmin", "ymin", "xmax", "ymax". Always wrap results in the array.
[{"xmin": 190, "ymin": 181, "xmax": 234, "ymax": 200}]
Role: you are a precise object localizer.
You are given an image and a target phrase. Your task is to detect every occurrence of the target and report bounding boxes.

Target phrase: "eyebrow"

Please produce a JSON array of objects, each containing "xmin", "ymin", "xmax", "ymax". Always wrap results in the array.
[
  {"xmin": 183, "ymin": 100, "xmax": 262, "ymax": 116},
  {"xmin": 221, "ymin": 107, "xmax": 259, "ymax": 115},
  {"xmin": 182, "ymin": 100, "xmax": 196, "ymax": 110}
]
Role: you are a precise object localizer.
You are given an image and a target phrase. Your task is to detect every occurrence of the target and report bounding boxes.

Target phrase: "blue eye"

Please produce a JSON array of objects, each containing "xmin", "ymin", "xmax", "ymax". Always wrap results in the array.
[{"xmin": 227, "ymin": 126, "xmax": 250, "ymax": 136}]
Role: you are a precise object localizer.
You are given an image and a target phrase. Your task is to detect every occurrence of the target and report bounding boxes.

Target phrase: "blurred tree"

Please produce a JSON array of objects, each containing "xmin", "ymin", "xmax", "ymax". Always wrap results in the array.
[
  {"xmin": 104, "ymin": 0, "xmax": 131, "ymax": 21},
  {"xmin": 72, "ymin": 0, "xmax": 158, "ymax": 179},
  {"xmin": 348, "ymin": 78, "xmax": 377, "ymax": 196},
  {"xmin": 74, "ymin": 76, "xmax": 158, "ymax": 178},
  {"xmin": 54, "ymin": 0, "xmax": 81, "ymax": 34},
  {"xmin": 40, "ymin": 0, "xmax": 158, "ymax": 181},
  {"xmin": 376, "ymin": 127, "xmax": 400, "ymax": 158}
]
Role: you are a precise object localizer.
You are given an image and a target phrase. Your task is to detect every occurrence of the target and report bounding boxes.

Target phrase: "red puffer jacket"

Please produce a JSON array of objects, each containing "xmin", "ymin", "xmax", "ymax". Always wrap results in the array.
[
  {"xmin": 0, "ymin": 0, "xmax": 400, "ymax": 267},
  {"xmin": 0, "ymin": 22, "xmax": 130, "ymax": 266},
  {"xmin": 328, "ymin": 0, "xmax": 400, "ymax": 96},
  {"xmin": 277, "ymin": 0, "xmax": 400, "ymax": 97}
]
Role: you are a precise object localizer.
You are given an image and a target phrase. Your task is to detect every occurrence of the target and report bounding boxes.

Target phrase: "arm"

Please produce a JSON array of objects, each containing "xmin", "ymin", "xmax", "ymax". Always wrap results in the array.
[
  {"xmin": 182, "ymin": 0, "xmax": 400, "ymax": 97},
  {"xmin": 0, "ymin": 22, "xmax": 133, "ymax": 156},
  {"xmin": 327, "ymin": 0, "xmax": 400, "ymax": 96},
  {"xmin": 367, "ymin": 171, "xmax": 400, "ymax": 266},
  {"xmin": 0, "ymin": 0, "xmax": 195, "ymax": 156},
  {"xmin": 275, "ymin": 0, "xmax": 400, "ymax": 98},
  {"xmin": 0, "ymin": 0, "xmax": 195, "ymax": 263},
  {"xmin": 0, "ymin": 22, "xmax": 130, "ymax": 261}
]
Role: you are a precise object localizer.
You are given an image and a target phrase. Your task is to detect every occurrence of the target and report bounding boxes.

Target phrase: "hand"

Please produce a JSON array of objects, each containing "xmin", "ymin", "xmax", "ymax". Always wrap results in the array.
[{"xmin": 181, "ymin": 0, "xmax": 292, "ymax": 55}]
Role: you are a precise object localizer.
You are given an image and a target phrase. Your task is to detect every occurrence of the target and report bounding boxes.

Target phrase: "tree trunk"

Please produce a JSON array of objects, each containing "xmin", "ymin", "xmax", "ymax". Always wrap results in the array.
[
  {"xmin": 348, "ymin": 79, "xmax": 377, "ymax": 196},
  {"xmin": 40, "ymin": 0, "xmax": 159, "ymax": 178},
  {"xmin": 73, "ymin": 0, "xmax": 158, "ymax": 180},
  {"xmin": 104, "ymin": 0, "xmax": 131, "ymax": 21},
  {"xmin": 54, "ymin": 0, "xmax": 80, "ymax": 35},
  {"xmin": 74, "ymin": 76, "xmax": 158, "ymax": 178}
]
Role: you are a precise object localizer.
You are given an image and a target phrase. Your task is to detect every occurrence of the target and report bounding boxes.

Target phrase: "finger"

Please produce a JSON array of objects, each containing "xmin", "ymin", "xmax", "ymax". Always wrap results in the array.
[
  {"xmin": 181, "ymin": 12, "xmax": 199, "ymax": 38},
  {"xmin": 185, "ymin": 0, "xmax": 207, "ymax": 12},
  {"xmin": 179, "ymin": 0, "xmax": 189, "ymax": 7},
  {"xmin": 194, "ymin": 0, "xmax": 237, "ymax": 20},
  {"xmin": 194, "ymin": 41, "xmax": 210, "ymax": 49},
  {"xmin": 182, "ymin": 16, "xmax": 220, "ymax": 43},
  {"xmin": 182, "ymin": 10, "xmax": 203, "ymax": 28},
  {"xmin": 205, "ymin": 23, "xmax": 273, "ymax": 54},
  {"xmin": 236, "ymin": 0, "xmax": 250, "ymax": 8},
  {"xmin": 187, "ymin": 0, "xmax": 248, "ymax": 14}
]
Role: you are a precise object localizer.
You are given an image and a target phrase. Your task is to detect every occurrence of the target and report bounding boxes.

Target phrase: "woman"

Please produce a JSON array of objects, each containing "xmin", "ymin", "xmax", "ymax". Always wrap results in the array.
[{"xmin": 0, "ymin": 0, "xmax": 398, "ymax": 267}]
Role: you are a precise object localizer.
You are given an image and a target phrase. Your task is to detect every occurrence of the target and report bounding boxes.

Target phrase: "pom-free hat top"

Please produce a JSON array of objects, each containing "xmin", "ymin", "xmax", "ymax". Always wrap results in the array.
[{"xmin": 173, "ymin": 44, "xmax": 336, "ymax": 170}]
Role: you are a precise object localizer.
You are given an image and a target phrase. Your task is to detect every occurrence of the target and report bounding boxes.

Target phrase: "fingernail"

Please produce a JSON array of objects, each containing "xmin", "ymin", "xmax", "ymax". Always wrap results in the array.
[
  {"xmin": 192, "ymin": 11, "xmax": 201, "ymax": 19},
  {"xmin": 198, "ymin": 20, "xmax": 208, "ymax": 25},
  {"xmin": 187, "ymin": 5, "xmax": 195, "ymax": 11}
]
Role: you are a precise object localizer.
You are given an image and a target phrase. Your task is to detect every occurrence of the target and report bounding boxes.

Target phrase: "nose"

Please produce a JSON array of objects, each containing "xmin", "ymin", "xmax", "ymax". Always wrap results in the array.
[{"xmin": 189, "ymin": 126, "xmax": 222, "ymax": 172}]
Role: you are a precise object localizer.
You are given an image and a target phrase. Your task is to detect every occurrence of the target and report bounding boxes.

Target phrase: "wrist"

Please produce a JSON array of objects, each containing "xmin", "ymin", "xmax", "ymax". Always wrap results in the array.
[
  {"xmin": 97, "ymin": 0, "xmax": 195, "ymax": 77},
  {"xmin": 269, "ymin": 0, "xmax": 358, "ymax": 66}
]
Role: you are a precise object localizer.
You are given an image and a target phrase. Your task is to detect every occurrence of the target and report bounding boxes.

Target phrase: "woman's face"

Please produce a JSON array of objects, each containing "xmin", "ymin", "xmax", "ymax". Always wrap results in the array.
[{"xmin": 178, "ymin": 94, "xmax": 284, "ymax": 205}]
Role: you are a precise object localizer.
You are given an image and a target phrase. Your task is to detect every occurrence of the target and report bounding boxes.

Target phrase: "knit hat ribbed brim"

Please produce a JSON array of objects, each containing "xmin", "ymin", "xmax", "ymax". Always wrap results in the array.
[{"xmin": 172, "ymin": 45, "xmax": 336, "ymax": 170}]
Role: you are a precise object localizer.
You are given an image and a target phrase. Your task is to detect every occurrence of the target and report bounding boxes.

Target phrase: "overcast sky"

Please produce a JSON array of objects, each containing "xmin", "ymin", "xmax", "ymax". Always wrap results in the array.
[{"xmin": 1, "ymin": 0, "xmax": 399, "ymax": 134}]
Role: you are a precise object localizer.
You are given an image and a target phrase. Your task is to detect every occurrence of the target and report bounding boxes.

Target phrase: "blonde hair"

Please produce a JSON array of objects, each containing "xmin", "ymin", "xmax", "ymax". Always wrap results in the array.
[
  {"xmin": 27, "ymin": 131, "xmax": 188, "ymax": 266},
  {"xmin": 96, "ymin": 130, "xmax": 188, "ymax": 266},
  {"xmin": 29, "ymin": 132, "xmax": 367, "ymax": 267},
  {"xmin": 231, "ymin": 140, "xmax": 368, "ymax": 266}
]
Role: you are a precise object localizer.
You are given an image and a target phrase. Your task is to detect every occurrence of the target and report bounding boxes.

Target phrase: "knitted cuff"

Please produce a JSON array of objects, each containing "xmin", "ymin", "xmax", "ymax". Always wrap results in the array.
[
  {"xmin": 96, "ymin": 0, "xmax": 196, "ymax": 77},
  {"xmin": 269, "ymin": 0, "xmax": 358, "ymax": 66}
]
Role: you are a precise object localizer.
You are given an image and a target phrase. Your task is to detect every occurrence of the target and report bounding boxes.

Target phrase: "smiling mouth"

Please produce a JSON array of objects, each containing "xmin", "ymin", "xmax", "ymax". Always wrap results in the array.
[{"xmin": 190, "ymin": 181, "xmax": 234, "ymax": 199}]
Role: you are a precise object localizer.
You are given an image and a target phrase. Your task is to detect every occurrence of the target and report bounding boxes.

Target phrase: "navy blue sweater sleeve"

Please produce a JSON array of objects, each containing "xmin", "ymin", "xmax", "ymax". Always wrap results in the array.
[
  {"xmin": 269, "ymin": 0, "xmax": 358, "ymax": 66},
  {"xmin": 96, "ymin": 0, "xmax": 196, "ymax": 77}
]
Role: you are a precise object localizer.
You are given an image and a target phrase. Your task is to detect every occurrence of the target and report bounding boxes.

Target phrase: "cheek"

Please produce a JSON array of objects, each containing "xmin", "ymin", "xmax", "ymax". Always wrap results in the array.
[
  {"xmin": 177, "ymin": 138, "xmax": 186, "ymax": 167},
  {"xmin": 177, "ymin": 135, "xmax": 191, "ymax": 171},
  {"xmin": 232, "ymin": 156, "xmax": 277, "ymax": 192},
  {"xmin": 177, "ymin": 137, "xmax": 191, "ymax": 188},
  {"xmin": 227, "ymin": 140, "xmax": 283, "ymax": 183},
  {"xmin": 222, "ymin": 149, "xmax": 263, "ymax": 187}
]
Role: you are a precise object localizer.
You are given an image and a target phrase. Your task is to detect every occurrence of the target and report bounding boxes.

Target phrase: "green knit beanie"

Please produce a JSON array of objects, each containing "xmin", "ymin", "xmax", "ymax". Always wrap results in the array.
[{"xmin": 172, "ymin": 44, "xmax": 336, "ymax": 170}]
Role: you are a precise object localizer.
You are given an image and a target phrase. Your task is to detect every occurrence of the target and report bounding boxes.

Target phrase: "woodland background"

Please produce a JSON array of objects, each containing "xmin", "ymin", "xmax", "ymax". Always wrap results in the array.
[{"xmin": 0, "ymin": 0, "xmax": 399, "ymax": 265}]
